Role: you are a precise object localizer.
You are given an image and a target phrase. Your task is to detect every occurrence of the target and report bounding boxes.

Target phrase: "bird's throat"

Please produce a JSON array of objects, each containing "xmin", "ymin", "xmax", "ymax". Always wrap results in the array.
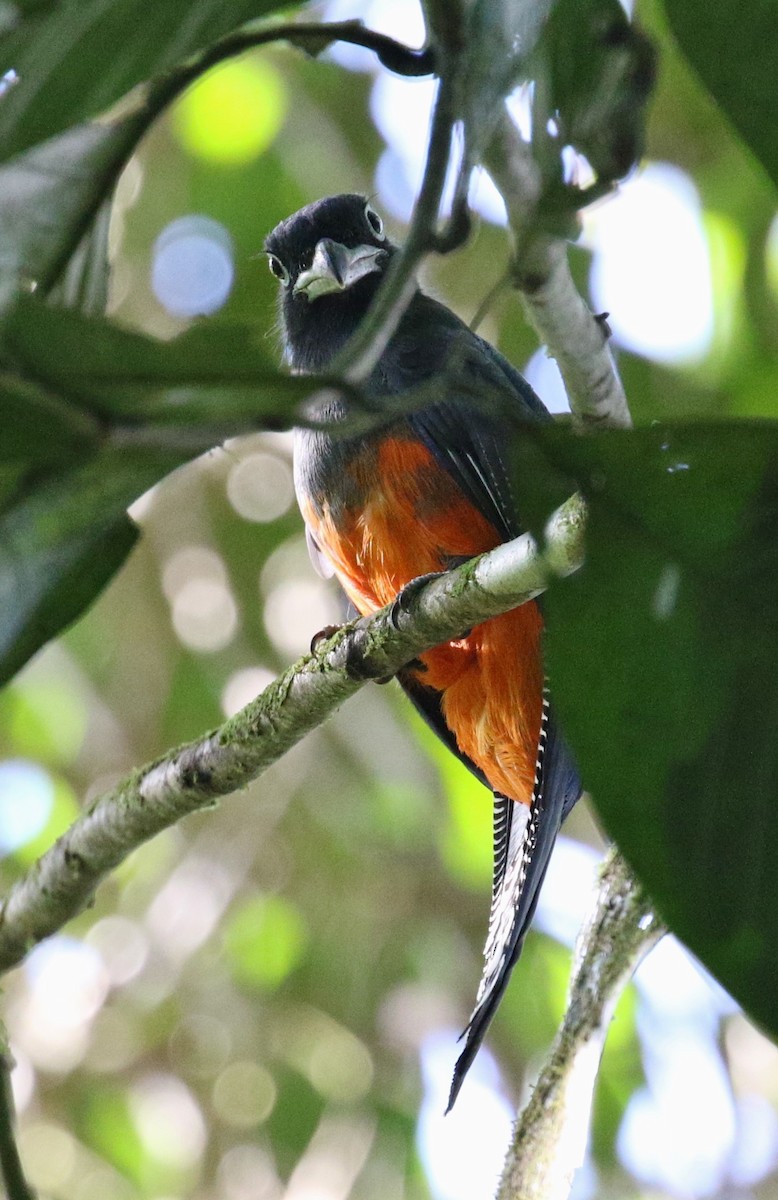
[{"xmin": 283, "ymin": 276, "xmax": 381, "ymax": 373}]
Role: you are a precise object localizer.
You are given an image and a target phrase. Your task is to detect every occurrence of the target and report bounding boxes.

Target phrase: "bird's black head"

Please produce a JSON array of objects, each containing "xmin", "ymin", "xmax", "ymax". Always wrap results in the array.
[{"xmin": 264, "ymin": 194, "xmax": 395, "ymax": 372}]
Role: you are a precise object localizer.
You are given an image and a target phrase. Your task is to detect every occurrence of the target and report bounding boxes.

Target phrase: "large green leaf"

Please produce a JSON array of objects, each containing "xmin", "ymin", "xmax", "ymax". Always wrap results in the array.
[
  {"xmin": 48, "ymin": 198, "xmax": 113, "ymax": 317},
  {"xmin": 663, "ymin": 0, "xmax": 778, "ymax": 188},
  {"xmin": 537, "ymin": 0, "xmax": 656, "ymax": 186},
  {"xmin": 0, "ymin": 117, "xmax": 141, "ymax": 313},
  {"xmin": 0, "ymin": 0, "xmax": 289, "ymax": 162},
  {"xmin": 5, "ymin": 299, "xmax": 315, "ymax": 423},
  {"xmin": 0, "ymin": 451, "xmax": 175, "ymax": 686},
  {"xmin": 0, "ymin": 297, "xmax": 324, "ymax": 684},
  {"xmin": 519, "ymin": 421, "xmax": 778, "ymax": 1036},
  {"xmin": 0, "ymin": 373, "xmax": 100, "ymax": 462}
]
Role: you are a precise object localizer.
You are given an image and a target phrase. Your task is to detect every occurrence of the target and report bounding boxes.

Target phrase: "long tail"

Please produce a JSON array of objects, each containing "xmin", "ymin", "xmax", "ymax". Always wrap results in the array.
[{"xmin": 447, "ymin": 695, "xmax": 581, "ymax": 1111}]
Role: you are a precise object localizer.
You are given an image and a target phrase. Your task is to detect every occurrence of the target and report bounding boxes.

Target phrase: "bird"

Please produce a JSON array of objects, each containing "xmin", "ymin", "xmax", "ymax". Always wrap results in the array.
[{"xmin": 264, "ymin": 193, "xmax": 581, "ymax": 1110}]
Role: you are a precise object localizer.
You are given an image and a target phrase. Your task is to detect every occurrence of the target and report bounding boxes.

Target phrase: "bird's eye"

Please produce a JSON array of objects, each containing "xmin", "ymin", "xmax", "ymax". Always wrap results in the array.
[
  {"xmin": 364, "ymin": 203, "xmax": 385, "ymax": 240},
  {"xmin": 267, "ymin": 254, "xmax": 290, "ymax": 285}
]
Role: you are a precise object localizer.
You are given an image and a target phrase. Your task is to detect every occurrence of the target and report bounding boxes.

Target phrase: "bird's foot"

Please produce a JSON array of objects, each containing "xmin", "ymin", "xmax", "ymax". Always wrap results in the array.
[
  {"xmin": 389, "ymin": 572, "xmax": 446, "ymax": 629},
  {"xmin": 339, "ymin": 633, "xmax": 395, "ymax": 685},
  {"xmin": 310, "ymin": 622, "xmax": 391, "ymax": 684}
]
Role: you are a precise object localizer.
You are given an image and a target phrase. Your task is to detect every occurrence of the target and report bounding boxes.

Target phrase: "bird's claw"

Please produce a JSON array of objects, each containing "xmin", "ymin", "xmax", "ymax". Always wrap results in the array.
[
  {"xmin": 390, "ymin": 572, "xmax": 445, "ymax": 629},
  {"xmin": 310, "ymin": 624, "xmax": 342, "ymax": 654}
]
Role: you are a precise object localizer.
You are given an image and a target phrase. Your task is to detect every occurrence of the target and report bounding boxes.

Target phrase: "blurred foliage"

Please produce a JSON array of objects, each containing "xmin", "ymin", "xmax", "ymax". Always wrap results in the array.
[
  {"xmin": 0, "ymin": 0, "xmax": 777, "ymax": 1198},
  {"xmin": 172, "ymin": 58, "xmax": 288, "ymax": 166}
]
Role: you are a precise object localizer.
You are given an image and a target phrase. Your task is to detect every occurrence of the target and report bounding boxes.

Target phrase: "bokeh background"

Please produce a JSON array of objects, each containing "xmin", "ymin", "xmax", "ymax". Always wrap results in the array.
[{"xmin": 1, "ymin": 0, "xmax": 778, "ymax": 1197}]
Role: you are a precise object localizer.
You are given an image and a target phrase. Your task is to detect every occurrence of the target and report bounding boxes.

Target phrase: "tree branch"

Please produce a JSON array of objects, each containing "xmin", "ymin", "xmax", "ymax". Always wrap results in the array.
[
  {"xmin": 484, "ymin": 112, "xmax": 632, "ymax": 431},
  {"xmin": 497, "ymin": 849, "xmax": 665, "ymax": 1200},
  {"xmin": 0, "ymin": 496, "xmax": 584, "ymax": 977}
]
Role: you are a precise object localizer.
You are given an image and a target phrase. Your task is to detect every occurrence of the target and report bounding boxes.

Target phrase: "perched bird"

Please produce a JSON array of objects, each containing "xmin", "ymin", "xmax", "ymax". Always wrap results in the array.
[{"xmin": 265, "ymin": 194, "xmax": 581, "ymax": 1109}]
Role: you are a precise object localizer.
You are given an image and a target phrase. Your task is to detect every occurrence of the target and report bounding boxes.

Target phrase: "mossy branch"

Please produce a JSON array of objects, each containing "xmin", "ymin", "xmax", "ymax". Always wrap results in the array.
[{"xmin": 0, "ymin": 496, "xmax": 584, "ymax": 977}]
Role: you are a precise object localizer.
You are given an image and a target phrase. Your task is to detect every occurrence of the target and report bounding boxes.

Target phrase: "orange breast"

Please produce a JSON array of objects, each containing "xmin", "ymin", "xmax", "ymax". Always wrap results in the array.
[{"xmin": 299, "ymin": 436, "xmax": 543, "ymax": 805}]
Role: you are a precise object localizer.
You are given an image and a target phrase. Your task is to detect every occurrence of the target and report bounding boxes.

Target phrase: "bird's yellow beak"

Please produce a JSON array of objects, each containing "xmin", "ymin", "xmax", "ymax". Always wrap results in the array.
[{"xmin": 293, "ymin": 239, "xmax": 386, "ymax": 301}]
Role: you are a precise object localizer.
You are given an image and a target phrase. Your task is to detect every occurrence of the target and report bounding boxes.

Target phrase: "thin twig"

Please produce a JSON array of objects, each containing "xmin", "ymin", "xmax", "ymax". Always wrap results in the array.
[
  {"xmin": 497, "ymin": 850, "xmax": 665, "ymax": 1200},
  {"xmin": 0, "ymin": 497, "xmax": 585, "ymax": 977},
  {"xmin": 140, "ymin": 18, "xmax": 434, "ymax": 119},
  {"xmin": 42, "ymin": 17, "xmax": 436, "ymax": 296},
  {"xmin": 331, "ymin": 71, "xmax": 467, "ymax": 382},
  {"xmin": 470, "ymin": 268, "xmax": 511, "ymax": 332},
  {"xmin": 0, "ymin": 1048, "xmax": 35, "ymax": 1200},
  {"xmin": 283, "ymin": 1, "xmax": 471, "ymax": 384}
]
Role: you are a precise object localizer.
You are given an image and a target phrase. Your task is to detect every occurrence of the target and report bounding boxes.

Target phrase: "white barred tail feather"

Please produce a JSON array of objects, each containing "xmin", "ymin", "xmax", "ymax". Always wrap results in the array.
[{"xmin": 447, "ymin": 690, "xmax": 580, "ymax": 1111}]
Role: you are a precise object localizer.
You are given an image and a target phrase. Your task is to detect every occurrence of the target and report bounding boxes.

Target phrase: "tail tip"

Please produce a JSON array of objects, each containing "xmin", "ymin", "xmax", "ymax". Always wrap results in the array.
[{"xmin": 445, "ymin": 1039, "xmax": 475, "ymax": 1113}]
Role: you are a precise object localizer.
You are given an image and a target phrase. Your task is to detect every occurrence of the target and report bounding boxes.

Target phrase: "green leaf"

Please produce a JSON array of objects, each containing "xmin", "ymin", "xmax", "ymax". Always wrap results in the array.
[
  {"xmin": 538, "ymin": 0, "xmax": 657, "ymax": 185},
  {"xmin": 461, "ymin": 0, "xmax": 552, "ymax": 153},
  {"xmin": 0, "ymin": 10, "xmax": 293, "ymax": 313},
  {"xmin": 663, "ymin": 0, "xmax": 778, "ymax": 188},
  {"xmin": 521, "ymin": 421, "xmax": 778, "ymax": 1038},
  {"xmin": 0, "ymin": 295, "xmax": 328, "ymax": 685},
  {"xmin": 6, "ymin": 298, "xmax": 316, "ymax": 423},
  {"xmin": 0, "ymin": 446, "xmax": 184, "ymax": 685},
  {"xmin": 48, "ymin": 198, "xmax": 112, "ymax": 316},
  {"xmin": 0, "ymin": 117, "xmax": 141, "ymax": 311},
  {"xmin": 0, "ymin": 0, "xmax": 289, "ymax": 162},
  {"xmin": 0, "ymin": 373, "xmax": 99, "ymax": 462}
]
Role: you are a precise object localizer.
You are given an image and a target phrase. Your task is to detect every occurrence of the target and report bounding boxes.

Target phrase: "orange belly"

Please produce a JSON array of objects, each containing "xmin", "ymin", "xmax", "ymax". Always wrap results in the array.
[{"xmin": 299, "ymin": 436, "xmax": 543, "ymax": 804}]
